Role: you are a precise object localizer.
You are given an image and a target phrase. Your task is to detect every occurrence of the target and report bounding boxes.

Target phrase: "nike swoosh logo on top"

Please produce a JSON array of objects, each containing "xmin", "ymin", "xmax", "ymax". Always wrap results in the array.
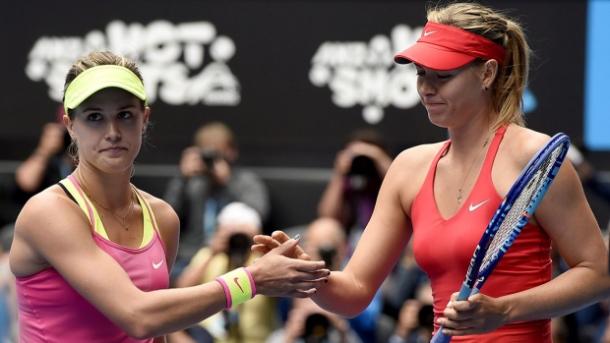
[
  {"xmin": 152, "ymin": 260, "xmax": 164, "ymax": 269},
  {"xmin": 469, "ymin": 199, "xmax": 490, "ymax": 212},
  {"xmin": 233, "ymin": 277, "xmax": 245, "ymax": 293},
  {"xmin": 423, "ymin": 30, "xmax": 436, "ymax": 36}
]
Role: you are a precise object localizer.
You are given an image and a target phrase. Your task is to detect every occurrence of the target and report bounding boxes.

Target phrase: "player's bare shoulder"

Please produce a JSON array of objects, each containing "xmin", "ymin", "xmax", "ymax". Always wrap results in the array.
[
  {"xmin": 16, "ymin": 185, "xmax": 87, "ymax": 235},
  {"xmin": 391, "ymin": 142, "xmax": 446, "ymax": 179},
  {"xmin": 503, "ymin": 125, "xmax": 551, "ymax": 169},
  {"xmin": 387, "ymin": 142, "xmax": 446, "ymax": 205},
  {"xmin": 11, "ymin": 185, "xmax": 90, "ymax": 276}
]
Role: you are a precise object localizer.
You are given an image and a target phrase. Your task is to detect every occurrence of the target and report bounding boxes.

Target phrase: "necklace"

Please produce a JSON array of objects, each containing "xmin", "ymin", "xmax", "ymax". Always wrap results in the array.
[
  {"xmin": 77, "ymin": 170, "xmax": 135, "ymax": 231},
  {"xmin": 456, "ymin": 136, "xmax": 490, "ymax": 205},
  {"xmin": 90, "ymin": 192, "xmax": 134, "ymax": 230}
]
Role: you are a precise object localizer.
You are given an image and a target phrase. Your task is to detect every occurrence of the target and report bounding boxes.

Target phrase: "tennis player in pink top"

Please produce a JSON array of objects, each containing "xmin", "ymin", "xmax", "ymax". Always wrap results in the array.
[
  {"xmin": 9, "ymin": 51, "xmax": 330, "ymax": 342},
  {"xmin": 254, "ymin": 2, "xmax": 610, "ymax": 342}
]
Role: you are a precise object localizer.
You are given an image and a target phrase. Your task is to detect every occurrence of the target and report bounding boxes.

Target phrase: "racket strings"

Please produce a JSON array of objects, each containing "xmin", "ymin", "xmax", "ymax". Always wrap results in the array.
[{"xmin": 480, "ymin": 146, "xmax": 564, "ymax": 270}]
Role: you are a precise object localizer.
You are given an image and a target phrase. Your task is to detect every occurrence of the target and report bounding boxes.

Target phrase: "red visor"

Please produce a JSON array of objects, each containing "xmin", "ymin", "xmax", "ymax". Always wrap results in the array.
[{"xmin": 394, "ymin": 22, "xmax": 505, "ymax": 70}]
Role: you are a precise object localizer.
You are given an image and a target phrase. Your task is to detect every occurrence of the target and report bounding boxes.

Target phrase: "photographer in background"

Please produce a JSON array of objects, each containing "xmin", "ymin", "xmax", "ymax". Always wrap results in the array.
[
  {"xmin": 164, "ymin": 122, "xmax": 270, "ymax": 282},
  {"xmin": 172, "ymin": 202, "xmax": 278, "ymax": 343},
  {"xmin": 317, "ymin": 129, "xmax": 392, "ymax": 252},
  {"xmin": 13, "ymin": 107, "xmax": 75, "ymax": 210}
]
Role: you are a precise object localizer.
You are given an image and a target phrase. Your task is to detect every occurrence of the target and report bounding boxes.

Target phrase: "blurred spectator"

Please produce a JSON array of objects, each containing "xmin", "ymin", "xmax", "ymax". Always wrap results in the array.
[
  {"xmin": 164, "ymin": 122, "xmax": 270, "ymax": 281},
  {"xmin": 387, "ymin": 300, "xmax": 433, "ymax": 343},
  {"xmin": 381, "ymin": 241, "xmax": 429, "ymax": 320},
  {"xmin": 171, "ymin": 202, "xmax": 278, "ymax": 343},
  {"xmin": 0, "ymin": 223, "xmax": 17, "ymax": 342},
  {"xmin": 267, "ymin": 297, "xmax": 361, "ymax": 343},
  {"xmin": 13, "ymin": 109, "xmax": 75, "ymax": 209},
  {"xmin": 309, "ymin": 218, "xmax": 384, "ymax": 342},
  {"xmin": 568, "ymin": 145, "xmax": 610, "ymax": 204},
  {"xmin": 317, "ymin": 129, "xmax": 392, "ymax": 253},
  {"xmin": 553, "ymin": 146, "xmax": 610, "ymax": 342}
]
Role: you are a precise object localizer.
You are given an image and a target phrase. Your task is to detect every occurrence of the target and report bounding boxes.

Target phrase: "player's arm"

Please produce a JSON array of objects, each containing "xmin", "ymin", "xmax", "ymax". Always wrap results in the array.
[
  {"xmin": 13, "ymin": 188, "xmax": 328, "ymax": 339},
  {"xmin": 498, "ymin": 139, "xmax": 610, "ymax": 322},
  {"xmin": 311, "ymin": 147, "xmax": 427, "ymax": 317},
  {"xmin": 441, "ymin": 131, "xmax": 610, "ymax": 335}
]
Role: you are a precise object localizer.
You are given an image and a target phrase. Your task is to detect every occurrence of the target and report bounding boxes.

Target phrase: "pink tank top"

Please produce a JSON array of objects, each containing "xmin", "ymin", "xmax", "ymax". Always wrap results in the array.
[
  {"xmin": 16, "ymin": 176, "xmax": 169, "ymax": 342},
  {"xmin": 411, "ymin": 127, "xmax": 552, "ymax": 342}
]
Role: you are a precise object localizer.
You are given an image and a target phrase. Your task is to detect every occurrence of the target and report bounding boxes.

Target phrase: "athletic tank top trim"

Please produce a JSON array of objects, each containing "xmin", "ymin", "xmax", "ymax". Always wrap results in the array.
[
  {"xmin": 417, "ymin": 126, "xmax": 507, "ymax": 222},
  {"xmin": 62, "ymin": 174, "xmax": 156, "ymax": 249}
]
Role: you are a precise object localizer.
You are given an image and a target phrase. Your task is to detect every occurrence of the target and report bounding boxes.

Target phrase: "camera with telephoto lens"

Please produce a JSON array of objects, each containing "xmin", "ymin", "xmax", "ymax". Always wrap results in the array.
[
  {"xmin": 227, "ymin": 232, "xmax": 251, "ymax": 267},
  {"xmin": 317, "ymin": 245, "xmax": 337, "ymax": 269},
  {"xmin": 302, "ymin": 313, "xmax": 331, "ymax": 343},
  {"xmin": 200, "ymin": 149, "xmax": 220, "ymax": 169},
  {"xmin": 347, "ymin": 155, "xmax": 378, "ymax": 191}
]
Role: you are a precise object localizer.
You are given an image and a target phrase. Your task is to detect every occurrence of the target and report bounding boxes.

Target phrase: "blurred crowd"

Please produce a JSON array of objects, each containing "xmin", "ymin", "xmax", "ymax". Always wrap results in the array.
[{"xmin": 1, "ymin": 118, "xmax": 610, "ymax": 343}]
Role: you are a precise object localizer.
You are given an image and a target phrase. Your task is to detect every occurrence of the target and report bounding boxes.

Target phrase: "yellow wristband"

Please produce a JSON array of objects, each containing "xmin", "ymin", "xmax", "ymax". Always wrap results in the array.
[{"xmin": 215, "ymin": 267, "xmax": 256, "ymax": 309}]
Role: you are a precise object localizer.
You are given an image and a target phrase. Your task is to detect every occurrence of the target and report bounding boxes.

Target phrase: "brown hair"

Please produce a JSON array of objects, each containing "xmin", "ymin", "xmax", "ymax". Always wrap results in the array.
[{"xmin": 427, "ymin": 2, "xmax": 530, "ymax": 129}]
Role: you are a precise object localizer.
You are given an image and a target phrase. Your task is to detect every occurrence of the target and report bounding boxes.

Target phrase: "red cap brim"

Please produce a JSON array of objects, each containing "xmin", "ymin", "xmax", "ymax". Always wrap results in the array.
[{"xmin": 394, "ymin": 41, "xmax": 476, "ymax": 71}]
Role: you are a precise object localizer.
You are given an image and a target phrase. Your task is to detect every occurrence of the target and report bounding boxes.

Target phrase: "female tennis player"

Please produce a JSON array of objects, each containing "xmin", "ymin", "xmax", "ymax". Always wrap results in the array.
[
  {"xmin": 9, "ymin": 51, "xmax": 329, "ymax": 342},
  {"xmin": 254, "ymin": 2, "xmax": 610, "ymax": 341}
]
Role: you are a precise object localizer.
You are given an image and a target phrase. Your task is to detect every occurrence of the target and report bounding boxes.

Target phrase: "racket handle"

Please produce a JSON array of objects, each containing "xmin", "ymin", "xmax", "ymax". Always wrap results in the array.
[
  {"xmin": 456, "ymin": 283, "xmax": 473, "ymax": 301},
  {"xmin": 430, "ymin": 283, "xmax": 473, "ymax": 343},
  {"xmin": 430, "ymin": 329, "xmax": 452, "ymax": 343}
]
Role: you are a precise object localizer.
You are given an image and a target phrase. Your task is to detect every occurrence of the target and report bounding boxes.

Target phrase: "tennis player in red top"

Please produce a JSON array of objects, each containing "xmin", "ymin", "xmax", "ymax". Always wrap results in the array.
[{"xmin": 254, "ymin": 2, "xmax": 610, "ymax": 342}]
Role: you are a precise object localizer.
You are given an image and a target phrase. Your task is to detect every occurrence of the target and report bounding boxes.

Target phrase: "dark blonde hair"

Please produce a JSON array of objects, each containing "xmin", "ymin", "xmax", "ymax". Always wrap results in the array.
[
  {"xmin": 427, "ymin": 2, "xmax": 530, "ymax": 129},
  {"xmin": 63, "ymin": 51, "xmax": 145, "ymax": 119}
]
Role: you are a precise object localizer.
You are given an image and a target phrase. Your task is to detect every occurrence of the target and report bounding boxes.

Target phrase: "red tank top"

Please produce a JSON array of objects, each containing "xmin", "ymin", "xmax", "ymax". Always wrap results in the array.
[{"xmin": 411, "ymin": 127, "xmax": 552, "ymax": 342}]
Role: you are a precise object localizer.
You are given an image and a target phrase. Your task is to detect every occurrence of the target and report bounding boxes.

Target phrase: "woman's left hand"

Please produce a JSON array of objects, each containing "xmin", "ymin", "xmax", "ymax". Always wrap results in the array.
[
  {"xmin": 252, "ymin": 230, "xmax": 311, "ymax": 261},
  {"xmin": 436, "ymin": 292, "xmax": 509, "ymax": 335}
]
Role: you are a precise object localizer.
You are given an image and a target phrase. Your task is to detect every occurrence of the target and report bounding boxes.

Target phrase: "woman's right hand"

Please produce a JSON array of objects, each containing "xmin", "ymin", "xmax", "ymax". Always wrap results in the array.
[{"xmin": 248, "ymin": 238, "xmax": 329, "ymax": 298}]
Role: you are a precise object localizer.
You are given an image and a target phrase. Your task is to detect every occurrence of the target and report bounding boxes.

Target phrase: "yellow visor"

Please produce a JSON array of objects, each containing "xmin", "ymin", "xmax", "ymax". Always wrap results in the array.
[{"xmin": 64, "ymin": 65, "xmax": 147, "ymax": 114}]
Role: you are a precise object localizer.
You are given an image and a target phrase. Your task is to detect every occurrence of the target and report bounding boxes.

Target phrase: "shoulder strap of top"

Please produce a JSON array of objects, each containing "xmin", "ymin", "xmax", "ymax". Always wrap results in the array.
[
  {"xmin": 133, "ymin": 187, "xmax": 160, "ymax": 248},
  {"xmin": 480, "ymin": 125, "xmax": 508, "ymax": 174},
  {"xmin": 59, "ymin": 175, "xmax": 96, "ymax": 233},
  {"xmin": 426, "ymin": 140, "xmax": 452, "ymax": 179},
  {"xmin": 62, "ymin": 175, "xmax": 109, "ymax": 238}
]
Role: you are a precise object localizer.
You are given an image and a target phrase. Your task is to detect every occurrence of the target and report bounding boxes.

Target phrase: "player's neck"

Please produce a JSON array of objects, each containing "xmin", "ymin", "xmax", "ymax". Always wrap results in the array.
[
  {"xmin": 75, "ymin": 164, "xmax": 133, "ymax": 210},
  {"xmin": 447, "ymin": 116, "xmax": 494, "ymax": 159}
]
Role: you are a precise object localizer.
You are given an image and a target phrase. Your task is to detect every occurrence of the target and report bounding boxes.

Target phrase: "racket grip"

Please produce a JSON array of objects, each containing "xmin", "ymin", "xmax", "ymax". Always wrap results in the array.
[
  {"xmin": 457, "ymin": 282, "xmax": 473, "ymax": 300},
  {"xmin": 430, "ymin": 283, "xmax": 473, "ymax": 343},
  {"xmin": 430, "ymin": 328, "xmax": 452, "ymax": 343}
]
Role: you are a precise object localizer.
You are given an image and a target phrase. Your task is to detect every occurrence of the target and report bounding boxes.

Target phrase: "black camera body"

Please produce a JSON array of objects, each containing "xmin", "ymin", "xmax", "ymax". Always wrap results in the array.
[
  {"xmin": 318, "ymin": 245, "xmax": 337, "ymax": 269},
  {"xmin": 347, "ymin": 155, "xmax": 380, "ymax": 192},
  {"xmin": 200, "ymin": 149, "xmax": 220, "ymax": 169},
  {"xmin": 302, "ymin": 313, "xmax": 331, "ymax": 342},
  {"xmin": 227, "ymin": 232, "xmax": 251, "ymax": 267}
]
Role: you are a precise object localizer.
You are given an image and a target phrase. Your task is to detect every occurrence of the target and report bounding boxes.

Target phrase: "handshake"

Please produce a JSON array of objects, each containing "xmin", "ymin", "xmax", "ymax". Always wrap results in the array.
[{"xmin": 243, "ymin": 230, "xmax": 330, "ymax": 299}]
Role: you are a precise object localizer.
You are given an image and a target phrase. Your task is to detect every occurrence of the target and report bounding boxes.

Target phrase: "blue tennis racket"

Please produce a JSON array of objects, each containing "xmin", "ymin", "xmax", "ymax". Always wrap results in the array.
[{"xmin": 431, "ymin": 133, "xmax": 570, "ymax": 343}]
